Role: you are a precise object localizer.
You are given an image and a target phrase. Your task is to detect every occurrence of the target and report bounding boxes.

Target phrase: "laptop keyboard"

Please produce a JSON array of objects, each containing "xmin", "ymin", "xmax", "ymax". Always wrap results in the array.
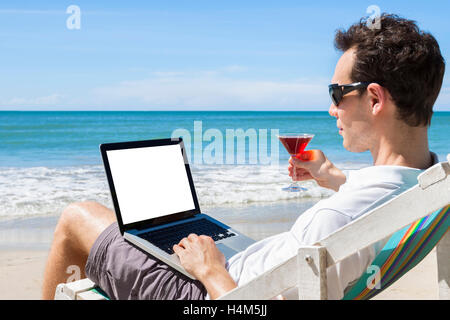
[{"xmin": 138, "ymin": 218, "xmax": 236, "ymax": 254}]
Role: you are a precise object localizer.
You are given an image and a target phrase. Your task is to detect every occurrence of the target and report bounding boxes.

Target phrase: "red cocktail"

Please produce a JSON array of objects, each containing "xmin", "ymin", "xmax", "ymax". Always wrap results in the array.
[
  {"xmin": 279, "ymin": 136, "xmax": 313, "ymax": 155},
  {"xmin": 278, "ymin": 133, "xmax": 314, "ymax": 192}
]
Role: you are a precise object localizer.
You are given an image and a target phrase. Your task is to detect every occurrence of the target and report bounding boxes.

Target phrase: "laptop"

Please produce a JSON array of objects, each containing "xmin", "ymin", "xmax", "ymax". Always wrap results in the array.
[{"xmin": 100, "ymin": 137, "xmax": 255, "ymax": 279}]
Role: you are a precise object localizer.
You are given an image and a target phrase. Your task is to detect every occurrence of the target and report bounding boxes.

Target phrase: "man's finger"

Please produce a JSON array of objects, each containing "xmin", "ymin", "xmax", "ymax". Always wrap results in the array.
[
  {"xmin": 199, "ymin": 235, "xmax": 214, "ymax": 243},
  {"xmin": 173, "ymin": 244, "xmax": 183, "ymax": 255},
  {"xmin": 296, "ymin": 168, "xmax": 309, "ymax": 175},
  {"xmin": 295, "ymin": 170, "xmax": 313, "ymax": 180},
  {"xmin": 295, "ymin": 150, "xmax": 315, "ymax": 161},
  {"xmin": 187, "ymin": 233, "xmax": 198, "ymax": 241},
  {"xmin": 179, "ymin": 237, "xmax": 191, "ymax": 248},
  {"xmin": 292, "ymin": 154, "xmax": 312, "ymax": 166},
  {"xmin": 291, "ymin": 157, "xmax": 307, "ymax": 167}
]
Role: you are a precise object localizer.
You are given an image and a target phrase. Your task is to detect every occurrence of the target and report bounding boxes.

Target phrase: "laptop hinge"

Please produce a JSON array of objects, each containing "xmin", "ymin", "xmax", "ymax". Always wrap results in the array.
[{"xmin": 126, "ymin": 213, "xmax": 200, "ymax": 233}]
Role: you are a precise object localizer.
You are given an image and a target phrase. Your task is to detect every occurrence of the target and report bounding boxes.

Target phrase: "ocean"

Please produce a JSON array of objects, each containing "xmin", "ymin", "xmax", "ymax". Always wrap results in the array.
[{"xmin": 1, "ymin": 111, "xmax": 449, "ymax": 221}]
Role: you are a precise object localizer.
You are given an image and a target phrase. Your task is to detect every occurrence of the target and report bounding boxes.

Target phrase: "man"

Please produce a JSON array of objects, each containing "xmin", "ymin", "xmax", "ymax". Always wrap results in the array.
[{"xmin": 42, "ymin": 13, "xmax": 445, "ymax": 300}]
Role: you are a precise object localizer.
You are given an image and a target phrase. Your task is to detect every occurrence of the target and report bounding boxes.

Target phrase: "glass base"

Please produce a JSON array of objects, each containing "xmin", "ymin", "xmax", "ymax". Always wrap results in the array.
[{"xmin": 282, "ymin": 184, "xmax": 307, "ymax": 192}]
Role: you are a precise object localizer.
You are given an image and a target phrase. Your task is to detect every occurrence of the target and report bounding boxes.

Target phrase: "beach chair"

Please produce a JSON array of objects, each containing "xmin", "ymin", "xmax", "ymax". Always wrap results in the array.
[{"xmin": 54, "ymin": 154, "xmax": 450, "ymax": 300}]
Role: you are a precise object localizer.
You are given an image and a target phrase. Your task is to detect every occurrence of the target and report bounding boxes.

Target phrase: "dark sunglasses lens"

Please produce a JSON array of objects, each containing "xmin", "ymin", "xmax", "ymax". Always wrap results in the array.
[{"xmin": 329, "ymin": 87, "xmax": 340, "ymax": 106}]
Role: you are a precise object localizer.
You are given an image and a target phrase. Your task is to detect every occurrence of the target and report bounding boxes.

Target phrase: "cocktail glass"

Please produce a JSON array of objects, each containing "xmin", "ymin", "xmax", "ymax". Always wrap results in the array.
[{"xmin": 278, "ymin": 133, "xmax": 314, "ymax": 192}]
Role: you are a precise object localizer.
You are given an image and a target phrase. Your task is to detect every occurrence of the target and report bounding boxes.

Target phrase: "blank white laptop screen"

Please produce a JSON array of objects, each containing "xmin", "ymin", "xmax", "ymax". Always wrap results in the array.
[{"xmin": 106, "ymin": 144, "xmax": 196, "ymax": 225}]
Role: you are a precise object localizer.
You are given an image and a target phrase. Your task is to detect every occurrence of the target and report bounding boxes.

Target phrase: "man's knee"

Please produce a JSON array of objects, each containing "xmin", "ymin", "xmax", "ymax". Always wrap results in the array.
[
  {"xmin": 54, "ymin": 201, "xmax": 115, "ymax": 252},
  {"xmin": 61, "ymin": 201, "xmax": 114, "ymax": 225},
  {"xmin": 55, "ymin": 202, "xmax": 92, "ymax": 238}
]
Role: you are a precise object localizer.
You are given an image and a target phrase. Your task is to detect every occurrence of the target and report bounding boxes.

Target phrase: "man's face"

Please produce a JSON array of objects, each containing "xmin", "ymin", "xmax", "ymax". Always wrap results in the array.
[{"xmin": 329, "ymin": 49, "xmax": 373, "ymax": 153}]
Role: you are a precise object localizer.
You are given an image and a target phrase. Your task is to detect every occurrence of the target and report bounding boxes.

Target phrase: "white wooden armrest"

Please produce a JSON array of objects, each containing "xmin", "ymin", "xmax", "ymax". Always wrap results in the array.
[
  {"xmin": 54, "ymin": 278, "xmax": 106, "ymax": 300},
  {"xmin": 218, "ymin": 254, "xmax": 298, "ymax": 300},
  {"xmin": 218, "ymin": 246, "xmax": 328, "ymax": 300},
  {"xmin": 297, "ymin": 246, "xmax": 327, "ymax": 299}
]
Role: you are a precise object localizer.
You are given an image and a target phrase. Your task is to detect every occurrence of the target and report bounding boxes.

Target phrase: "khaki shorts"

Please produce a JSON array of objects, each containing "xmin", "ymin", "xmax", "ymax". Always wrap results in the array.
[{"xmin": 85, "ymin": 222, "xmax": 206, "ymax": 300}]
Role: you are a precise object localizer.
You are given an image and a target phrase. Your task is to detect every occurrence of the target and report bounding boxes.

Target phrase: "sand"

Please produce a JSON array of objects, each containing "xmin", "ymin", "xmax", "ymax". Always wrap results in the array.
[
  {"xmin": 0, "ymin": 248, "xmax": 439, "ymax": 300},
  {"xmin": 0, "ymin": 201, "xmax": 442, "ymax": 300},
  {"xmin": 0, "ymin": 249, "xmax": 49, "ymax": 299}
]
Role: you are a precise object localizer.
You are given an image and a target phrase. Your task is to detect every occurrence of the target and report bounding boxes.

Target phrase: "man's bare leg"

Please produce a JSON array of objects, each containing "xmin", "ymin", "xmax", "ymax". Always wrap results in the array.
[{"xmin": 42, "ymin": 201, "xmax": 116, "ymax": 300}]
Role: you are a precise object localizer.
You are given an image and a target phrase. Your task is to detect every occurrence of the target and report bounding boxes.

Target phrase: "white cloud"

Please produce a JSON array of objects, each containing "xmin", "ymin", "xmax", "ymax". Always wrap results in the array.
[
  {"xmin": 0, "ymin": 67, "xmax": 332, "ymax": 110},
  {"xmin": 91, "ymin": 69, "xmax": 330, "ymax": 109},
  {"xmin": 2, "ymin": 94, "xmax": 63, "ymax": 107},
  {"xmin": 4, "ymin": 74, "xmax": 447, "ymax": 111}
]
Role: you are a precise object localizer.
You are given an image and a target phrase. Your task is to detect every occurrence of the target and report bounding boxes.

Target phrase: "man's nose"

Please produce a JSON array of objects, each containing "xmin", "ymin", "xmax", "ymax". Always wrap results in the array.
[{"xmin": 328, "ymin": 103, "xmax": 338, "ymax": 117}]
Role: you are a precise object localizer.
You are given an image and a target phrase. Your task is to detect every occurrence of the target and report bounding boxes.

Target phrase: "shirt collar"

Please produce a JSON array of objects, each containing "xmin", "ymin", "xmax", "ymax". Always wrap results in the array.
[{"xmin": 346, "ymin": 151, "xmax": 439, "ymax": 187}]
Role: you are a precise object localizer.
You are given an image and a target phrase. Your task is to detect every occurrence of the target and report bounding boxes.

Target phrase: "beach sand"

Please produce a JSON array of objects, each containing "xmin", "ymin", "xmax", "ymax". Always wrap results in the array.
[
  {"xmin": 0, "ymin": 248, "xmax": 439, "ymax": 300},
  {"xmin": 0, "ymin": 201, "xmax": 441, "ymax": 300},
  {"xmin": 0, "ymin": 249, "xmax": 49, "ymax": 299}
]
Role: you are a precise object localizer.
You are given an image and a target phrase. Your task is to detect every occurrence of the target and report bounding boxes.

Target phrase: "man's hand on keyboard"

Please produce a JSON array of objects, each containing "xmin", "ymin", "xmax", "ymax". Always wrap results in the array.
[
  {"xmin": 173, "ymin": 233, "xmax": 237, "ymax": 299},
  {"xmin": 173, "ymin": 233, "xmax": 225, "ymax": 279}
]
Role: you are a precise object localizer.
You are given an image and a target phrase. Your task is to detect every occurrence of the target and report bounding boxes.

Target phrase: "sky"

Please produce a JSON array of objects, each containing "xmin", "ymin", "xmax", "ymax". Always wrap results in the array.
[{"xmin": 0, "ymin": 0, "xmax": 449, "ymax": 111}]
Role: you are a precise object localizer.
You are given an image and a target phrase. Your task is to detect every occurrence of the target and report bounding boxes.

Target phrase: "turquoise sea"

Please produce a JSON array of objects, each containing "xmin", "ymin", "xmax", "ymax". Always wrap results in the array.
[{"xmin": 0, "ymin": 111, "xmax": 449, "ymax": 220}]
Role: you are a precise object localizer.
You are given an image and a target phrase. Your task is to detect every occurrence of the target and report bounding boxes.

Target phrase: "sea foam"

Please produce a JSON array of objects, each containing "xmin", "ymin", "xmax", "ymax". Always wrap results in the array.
[{"xmin": 0, "ymin": 162, "xmax": 366, "ymax": 220}]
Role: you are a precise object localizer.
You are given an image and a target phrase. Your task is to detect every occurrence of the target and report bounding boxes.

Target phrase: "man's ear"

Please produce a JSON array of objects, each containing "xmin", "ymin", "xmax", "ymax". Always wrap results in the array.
[{"xmin": 366, "ymin": 83, "xmax": 386, "ymax": 115}]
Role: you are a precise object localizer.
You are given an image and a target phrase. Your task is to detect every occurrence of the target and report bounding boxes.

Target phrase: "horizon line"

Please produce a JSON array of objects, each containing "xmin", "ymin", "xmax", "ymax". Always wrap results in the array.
[{"xmin": 1, "ymin": 109, "xmax": 450, "ymax": 112}]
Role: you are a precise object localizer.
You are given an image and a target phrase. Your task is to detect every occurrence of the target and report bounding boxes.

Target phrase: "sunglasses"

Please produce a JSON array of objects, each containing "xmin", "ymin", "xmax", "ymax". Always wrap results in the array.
[{"xmin": 328, "ymin": 82, "xmax": 371, "ymax": 106}]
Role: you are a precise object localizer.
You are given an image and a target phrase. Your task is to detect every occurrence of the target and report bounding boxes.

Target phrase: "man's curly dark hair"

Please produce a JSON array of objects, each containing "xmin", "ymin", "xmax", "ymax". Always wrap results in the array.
[{"xmin": 334, "ymin": 13, "xmax": 445, "ymax": 127}]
